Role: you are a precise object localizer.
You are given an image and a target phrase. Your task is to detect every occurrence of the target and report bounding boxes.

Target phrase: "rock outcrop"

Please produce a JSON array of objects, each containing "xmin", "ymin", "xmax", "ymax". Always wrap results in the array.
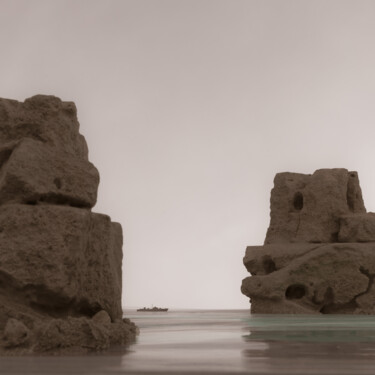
[
  {"xmin": 241, "ymin": 168, "xmax": 375, "ymax": 314},
  {"xmin": 0, "ymin": 95, "xmax": 136, "ymax": 354}
]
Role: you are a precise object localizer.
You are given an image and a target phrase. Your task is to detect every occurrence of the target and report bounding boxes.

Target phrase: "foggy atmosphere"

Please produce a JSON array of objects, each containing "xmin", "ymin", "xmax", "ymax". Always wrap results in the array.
[{"xmin": 2, "ymin": 1, "xmax": 375, "ymax": 373}]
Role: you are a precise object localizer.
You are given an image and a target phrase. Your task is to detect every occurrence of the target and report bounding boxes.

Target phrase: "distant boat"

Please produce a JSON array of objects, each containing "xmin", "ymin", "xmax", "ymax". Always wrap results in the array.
[{"xmin": 137, "ymin": 306, "xmax": 168, "ymax": 312}]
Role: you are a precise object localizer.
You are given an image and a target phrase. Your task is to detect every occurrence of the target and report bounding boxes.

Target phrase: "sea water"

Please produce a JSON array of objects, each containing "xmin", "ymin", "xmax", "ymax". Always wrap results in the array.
[{"xmin": 2, "ymin": 310, "xmax": 375, "ymax": 374}]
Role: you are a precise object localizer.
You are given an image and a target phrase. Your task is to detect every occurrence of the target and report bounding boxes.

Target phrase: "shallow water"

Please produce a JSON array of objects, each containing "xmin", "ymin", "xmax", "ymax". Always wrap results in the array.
[{"xmin": 3, "ymin": 310, "xmax": 375, "ymax": 374}]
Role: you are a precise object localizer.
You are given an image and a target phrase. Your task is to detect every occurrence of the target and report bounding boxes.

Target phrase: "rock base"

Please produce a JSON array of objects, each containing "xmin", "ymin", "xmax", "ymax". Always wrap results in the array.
[
  {"xmin": 0, "ymin": 312, "xmax": 137, "ymax": 355},
  {"xmin": 242, "ymin": 243, "xmax": 375, "ymax": 314}
]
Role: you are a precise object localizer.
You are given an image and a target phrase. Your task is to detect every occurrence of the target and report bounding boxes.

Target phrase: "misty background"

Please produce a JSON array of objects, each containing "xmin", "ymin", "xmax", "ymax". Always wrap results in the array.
[{"xmin": 1, "ymin": 0, "xmax": 375, "ymax": 309}]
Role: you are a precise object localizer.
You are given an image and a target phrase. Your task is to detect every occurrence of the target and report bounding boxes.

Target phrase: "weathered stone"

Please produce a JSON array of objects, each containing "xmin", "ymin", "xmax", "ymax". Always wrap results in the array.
[
  {"xmin": 34, "ymin": 317, "xmax": 110, "ymax": 352},
  {"xmin": 32, "ymin": 316, "xmax": 136, "ymax": 354},
  {"xmin": 0, "ymin": 294, "xmax": 136, "ymax": 354},
  {"xmin": 338, "ymin": 213, "xmax": 375, "ymax": 242},
  {"xmin": 356, "ymin": 281, "xmax": 375, "ymax": 313},
  {"xmin": 3, "ymin": 318, "xmax": 30, "ymax": 348},
  {"xmin": 0, "ymin": 138, "xmax": 99, "ymax": 207},
  {"xmin": 0, "ymin": 204, "xmax": 122, "ymax": 321},
  {"xmin": 265, "ymin": 169, "xmax": 365, "ymax": 244},
  {"xmin": 0, "ymin": 95, "xmax": 88, "ymax": 159},
  {"xmin": 242, "ymin": 169, "xmax": 375, "ymax": 314},
  {"xmin": 242, "ymin": 243, "xmax": 375, "ymax": 314},
  {"xmin": 243, "ymin": 244, "xmax": 321, "ymax": 276},
  {"xmin": 0, "ymin": 95, "xmax": 136, "ymax": 354},
  {"xmin": 92, "ymin": 310, "xmax": 111, "ymax": 325}
]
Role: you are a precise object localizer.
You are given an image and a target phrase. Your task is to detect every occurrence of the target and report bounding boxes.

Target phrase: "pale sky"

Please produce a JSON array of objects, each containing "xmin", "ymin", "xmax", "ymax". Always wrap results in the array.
[{"xmin": 1, "ymin": 0, "xmax": 375, "ymax": 309}]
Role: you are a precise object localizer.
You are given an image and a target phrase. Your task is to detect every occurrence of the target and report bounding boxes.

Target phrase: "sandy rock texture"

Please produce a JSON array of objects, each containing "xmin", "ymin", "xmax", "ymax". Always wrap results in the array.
[
  {"xmin": 241, "ymin": 168, "xmax": 375, "ymax": 314},
  {"xmin": 0, "ymin": 95, "xmax": 136, "ymax": 354}
]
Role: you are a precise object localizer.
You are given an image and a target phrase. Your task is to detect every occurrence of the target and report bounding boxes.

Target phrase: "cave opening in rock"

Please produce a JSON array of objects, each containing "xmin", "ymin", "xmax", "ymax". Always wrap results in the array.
[
  {"xmin": 285, "ymin": 284, "xmax": 306, "ymax": 299},
  {"xmin": 262, "ymin": 255, "xmax": 276, "ymax": 274},
  {"xmin": 293, "ymin": 192, "xmax": 303, "ymax": 211},
  {"xmin": 346, "ymin": 173, "xmax": 357, "ymax": 212},
  {"xmin": 53, "ymin": 177, "xmax": 62, "ymax": 189}
]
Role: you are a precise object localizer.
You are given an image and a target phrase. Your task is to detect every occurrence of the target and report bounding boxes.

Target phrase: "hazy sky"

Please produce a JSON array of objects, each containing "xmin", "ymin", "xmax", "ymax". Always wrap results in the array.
[{"xmin": 1, "ymin": 0, "xmax": 375, "ymax": 309}]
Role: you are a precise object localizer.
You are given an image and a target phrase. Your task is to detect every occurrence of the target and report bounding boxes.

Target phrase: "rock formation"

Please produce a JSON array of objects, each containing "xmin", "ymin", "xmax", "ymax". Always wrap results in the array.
[
  {"xmin": 241, "ymin": 168, "xmax": 375, "ymax": 314},
  {"xmin": 0, "ymin": 95, "xmax": 137, "ymax": 354}
]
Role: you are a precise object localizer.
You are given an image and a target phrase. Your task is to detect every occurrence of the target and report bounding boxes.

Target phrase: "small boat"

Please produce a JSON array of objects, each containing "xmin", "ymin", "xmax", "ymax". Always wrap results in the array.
[{"xmin": 137, "ymin": 306, "xmax": 168, "ymax": 312}]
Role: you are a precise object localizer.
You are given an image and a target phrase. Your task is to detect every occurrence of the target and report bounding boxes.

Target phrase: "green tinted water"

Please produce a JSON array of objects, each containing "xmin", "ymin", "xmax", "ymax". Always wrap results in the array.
[{"xmin": 245, "ymin": 314, "xmax": 375, "ymax": 342}]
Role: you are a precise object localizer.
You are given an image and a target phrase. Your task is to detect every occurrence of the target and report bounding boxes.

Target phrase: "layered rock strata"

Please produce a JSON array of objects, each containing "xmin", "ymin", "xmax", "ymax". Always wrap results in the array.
[
  {"xmin": 241, "ymin": 168, "xmax": 375, "ymax": 314},
  {"xmin": 0, "ymin": 95, "xmax": 136, "ymax": 354}
]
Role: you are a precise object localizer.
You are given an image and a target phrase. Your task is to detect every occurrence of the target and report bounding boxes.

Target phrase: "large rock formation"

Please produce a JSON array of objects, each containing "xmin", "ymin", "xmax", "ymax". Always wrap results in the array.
[
  {"xmin": 241, "ymin": 168, "xmax": 375, "ymax": 314},
  {"xmin": 0, "ymin": 95, "xmax": 136, "ymax": 354}
]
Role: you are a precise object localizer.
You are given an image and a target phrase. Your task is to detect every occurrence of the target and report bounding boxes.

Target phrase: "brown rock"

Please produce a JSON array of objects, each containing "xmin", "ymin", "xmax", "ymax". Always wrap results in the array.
[
  {"xmin": 265, "ymin": 169, "xmax": 365, "ymax": 244},
  {"xmin": 32, "ymin": 316, "xmax": 136, "ymax": 354},
  {"xmin": 0, "ymin": 95, "xmax": 88, "ymax": 159},
  {"xmin": 243, "ymin": 243, "xmax": 321, "ymax": 276},
  {"xmin": 242, "ymin": 169, "xmax": 375, "ymax": 314},
  {"xmin": 3, "ymin": 318, "xmax": 30, "ymax": 348},
  {"xmin": 0, "ymin": 95, "xmax": 136, "ymax": 354},
  {"xmin": 35, "ymin": 317, "xmax": 110, "ymax": 352},
  {"xmin": 338, "ymin": 213, "xmax": 375, "ymax": 242},
  {"xmin": 0, "ymin": 294, "xmax": 44, "ymax": 332},
  {"xmin": 92, "ymin": 310, "xmax": 111, "ymax": 325},
  {"xmin": 242, "ymin": 243, "xmax": 374, "ymax": 314},
  {"xmin": 356, "ymin": 280, "xmax": 375, "ymax": 313},
  {"xmin": 0, "ymin": 138, "xmax": 99, "ymax": 207},
  {"xmin": 0, "ymin": 204, "xmax": 122, "ymax": 321}
]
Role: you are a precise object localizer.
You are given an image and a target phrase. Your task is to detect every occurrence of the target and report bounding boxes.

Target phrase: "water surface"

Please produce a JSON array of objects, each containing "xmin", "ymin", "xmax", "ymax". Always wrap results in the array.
[{"xmin": 2, "ymin": 310, "xmax": 375, "ymax": 374}]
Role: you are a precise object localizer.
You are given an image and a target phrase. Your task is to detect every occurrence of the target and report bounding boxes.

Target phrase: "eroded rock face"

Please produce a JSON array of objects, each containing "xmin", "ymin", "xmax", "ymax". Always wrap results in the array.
[
  {"xmin": 0, "ymin": 138, "xmax": 99, "ymax": 207},
  {"xmin": 0, "ymin": 95, "xmax": 136, "ymax": 354},
  {"xmin": 0, "ymin": 95, "xmax": 88, "ymax": 159},
  {"xmin": 241, "ymin": 168, "xmax": 375, "ymax": 314},
  {"xmin": 265, "ymin": 169, "xmax": 365, "ymax": 244}
]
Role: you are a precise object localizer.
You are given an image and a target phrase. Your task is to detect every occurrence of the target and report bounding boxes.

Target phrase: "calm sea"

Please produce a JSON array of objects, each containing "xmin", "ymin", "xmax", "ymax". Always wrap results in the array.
[{"xmin": 2, "ymin": 310, "xmax": 375, "ymax": 374}]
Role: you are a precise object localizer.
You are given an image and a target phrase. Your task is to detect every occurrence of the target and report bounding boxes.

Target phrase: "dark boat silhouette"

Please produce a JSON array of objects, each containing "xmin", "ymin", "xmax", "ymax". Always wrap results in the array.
[{"xmin": 137, "ymin": 306, "xmax": 168, "ymax": 312}]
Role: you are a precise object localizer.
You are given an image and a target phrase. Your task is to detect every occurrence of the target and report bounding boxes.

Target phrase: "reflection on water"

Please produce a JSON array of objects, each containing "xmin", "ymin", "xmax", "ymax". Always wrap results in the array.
[
  {"xmin": 245, "ymin": 314, "xmax": 375, "ymax": 342},
  {"xmin": 2, "ymin": 311, "xmax": 375, "ymax": 374},
  {"xmin": 243, "ymin": 315, "xmax": 375, "ymax": 375},
  {"xmin": 122, "ymin": 311, "xmax": 375, "ymax": 374}
]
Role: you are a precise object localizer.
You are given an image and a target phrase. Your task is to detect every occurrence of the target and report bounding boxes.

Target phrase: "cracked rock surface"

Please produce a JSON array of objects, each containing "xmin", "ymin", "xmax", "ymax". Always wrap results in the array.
[
  {"xmin": 241, "ymin": 168, "xmax": 375, "ymax": 314},
  {"xmin": 0, "ymin": 95, "xmax": 136, "ymax": 354}
]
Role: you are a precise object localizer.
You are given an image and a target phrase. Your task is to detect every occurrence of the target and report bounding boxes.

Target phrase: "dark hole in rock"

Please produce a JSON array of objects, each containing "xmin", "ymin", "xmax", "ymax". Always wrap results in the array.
[
  {"xmin": 293, "ymin": 192, "xmax": 303, "ymax": 211},
  {"xmin": 346, "ymin": 174, "xmax": 357, "ymax": 212},
  {"xmin": 330, "ymin": 232, "xmax": 339, "ymax": 242},
  {"xmin": 26, "ymin": 200, "xmax": 37, "ymax": 205},
  {"xmin": 0, "ymin": 148, "xmax": 14, "ymax": 170},
  {"xmin": 285, "ymin": 284, "xmax": 306, "ymax": 299},
  {"xmin": 262, "ymin": 255, "xmax": 276, "ymax": 274},
  {"xmin": 53, "ymin": 177, "xmax": 62, "ymax": 189},
  {"xmin": 347, "ymin": 192, "xmax": 355, "ymax": 211}
]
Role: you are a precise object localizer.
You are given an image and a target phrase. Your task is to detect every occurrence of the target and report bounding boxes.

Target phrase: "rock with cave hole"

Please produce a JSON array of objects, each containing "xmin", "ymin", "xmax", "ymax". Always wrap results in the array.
[
  {"xmin": 0, "ymin": 95, "xmax": 136, "ymax": 354},
  {"xmin": 265, "ymin": 169, "xmax": 365, "ymax": 244},
  {"xmin": 241, "ymin": 168, "xmax": 375, "ymax": 314}
]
